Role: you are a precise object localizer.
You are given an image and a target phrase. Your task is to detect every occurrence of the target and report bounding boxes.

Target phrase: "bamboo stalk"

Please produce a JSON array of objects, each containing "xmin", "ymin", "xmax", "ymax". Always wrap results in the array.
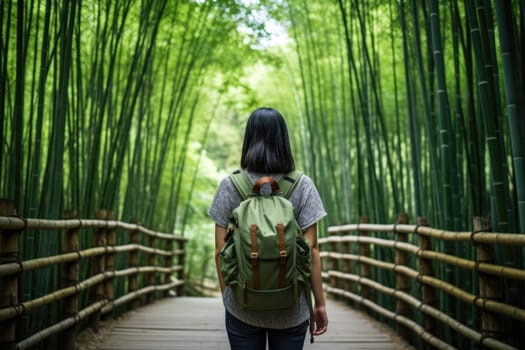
[
  {"xmin": 429, "ymin": 0, "xmax": 460, "ymax": 232},
  {"xmin": 16, "ymin": 300, "xmax": 107, "ymax": 350},
  {"xmin": 322, "ymin": 232, "xmax": 525, "ymax": 280},
  {"xmin": 475, "ymin": 296, "xmax": 525, "ymax": 322},
  {"xmin": 327, "ymin": 223, "xmax": 525, "ymax": 244},
  {"xmin": 128, "ymin": 223, "xmax": 140, "ymax": 310},
  {"xmin": 341, "ymin": 233, "xmax": 353, "ymax": 295},
  {"xmin": 11, "ymin": 0, "xmax": 24, "ymax": 212},
  {"xmin": 0, "ymin": 242, "xmax": 179, "ymax": 278},
  {"xmin": 325, "ymin": 252, "xmax": 392, "ymax": 270},
  {"xmin": 146, "ymin": 234, "xmax": 156, "ymax": 303},
  {"xmin": 61, "ymin": 209, "xmax": 79, "ymax": 350},
  {"xmin": 89, "ymin": 209, "xmax": 108, "ymax": 331},
  {"xmin": 0, "ymin": 273, "xmax": 106, "ymax": 322},
  {"xmin": 417, "ymin": 217, "xmax": 437, "ymax": 345},
  {"xmin": 101, "ymin": 279, "xmax": 183, "ymax": 315},
  {"xmin": 104, "ymin": 211, "xmax": 116, "ymax": 311},
  {"xmin": 163, "ymin": 239, "xmax": 173, "ymax": 298},
  {"xmin": 176, "ymin": 240, "xmax": 186, "ymax": 296},
  {"xmin": 474, "ymin": 217, "xmax": 505, "ymax": 343},
  {"xmin": 395, "ymin": 213, "xmax": 411, "ymax": 340},
  {"xmin": 328, "ymin": 225, "xmax": 340, "ymax": 289},
  {"xmin": 465, "ymin": 0, "xmax": 513, "ymax": 235},
  {"xmin": 0, "ymin": 216, "xmax": 187, "ymax": 243},
  {"xmin": 358, "ymin": 216, "xmax": 371, "ymax": 301},
  {"xmin": 0, "ymin": 244, "xmax": 179, "ymax": 278},
  {"xmin": 494, "ymin": 1, "xmax": 525, "ymax": 234},
  {"xmin": 0, "ymin": 200, "xmax": 18, "ymax": 350}
]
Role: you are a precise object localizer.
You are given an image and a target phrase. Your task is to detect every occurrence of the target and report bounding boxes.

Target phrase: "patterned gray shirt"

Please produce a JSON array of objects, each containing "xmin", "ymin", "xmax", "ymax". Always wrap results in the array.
[{"xmin": 208, "ymin": 170, "xmax": 327, "ymax": 329}]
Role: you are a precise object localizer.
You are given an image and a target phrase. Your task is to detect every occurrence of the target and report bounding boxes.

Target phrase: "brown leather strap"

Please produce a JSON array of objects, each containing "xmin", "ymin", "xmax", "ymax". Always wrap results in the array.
[
  {"xmin": 277, "ymin": 224, "xmax": 287, "ymax": 288},
  {"xmin": 250, "ymin": 224, "xmax": 259, "ymax": 289},
  {"xmin": 252, "ymin": 176, "xmax": 280, "ymax": 194}
]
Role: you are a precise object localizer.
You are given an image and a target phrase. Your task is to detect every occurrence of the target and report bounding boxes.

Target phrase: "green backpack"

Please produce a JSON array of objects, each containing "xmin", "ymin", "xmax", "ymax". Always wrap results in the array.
[{"xmin": 220, "ymin": 169, "xmax": 313, "ymax": 314}]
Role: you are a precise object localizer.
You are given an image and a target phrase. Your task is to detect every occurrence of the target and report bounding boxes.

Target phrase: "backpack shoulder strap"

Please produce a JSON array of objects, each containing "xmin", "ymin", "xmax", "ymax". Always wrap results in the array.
[
  {"xmin": 229, "ymin": 169, "xmax": 253, "ymax": 200},
  {"xmin": 279, "ymin": 171, "xmax": 303, "ymax": 198}
]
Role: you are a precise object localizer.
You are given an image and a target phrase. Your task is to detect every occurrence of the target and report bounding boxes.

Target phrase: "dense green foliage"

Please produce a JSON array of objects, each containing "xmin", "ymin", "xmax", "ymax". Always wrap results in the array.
[
  {"xmin": 283, "ymin": 0, "xmax": 524, "ymax": 235},
  {"xmin": 3, "ymin": 0, "xmax": 523, "ymax": 237},
  {"xmin": 1, "ymin": 0, "xmax": 267, "ymax": 228}
]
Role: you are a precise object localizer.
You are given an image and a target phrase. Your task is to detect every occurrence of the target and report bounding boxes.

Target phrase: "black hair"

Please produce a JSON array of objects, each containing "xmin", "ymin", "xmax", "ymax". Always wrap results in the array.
[{"xmin": 240, "ymin": 107, "xmax": 295, "ymax": 173}]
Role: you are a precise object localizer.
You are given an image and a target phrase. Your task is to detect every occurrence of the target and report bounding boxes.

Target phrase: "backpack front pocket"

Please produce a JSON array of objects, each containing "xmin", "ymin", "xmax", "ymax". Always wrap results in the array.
[
  {"xmin": 296, "ymin": 236, "xmax": 311, "ymax": 282},
  {"xmin": 235, "ymin": 283, "xmax": 298, "ymax": 311},
  {"xmin": 220, "ymin": 234, "xmax": 238, "ymax": 286}
]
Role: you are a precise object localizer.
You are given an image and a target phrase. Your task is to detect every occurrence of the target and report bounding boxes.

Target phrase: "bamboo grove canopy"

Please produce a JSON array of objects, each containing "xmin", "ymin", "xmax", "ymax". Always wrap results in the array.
[{"xmin": 1, "ymin": 1, "xmax": 524, "ymax": 234}]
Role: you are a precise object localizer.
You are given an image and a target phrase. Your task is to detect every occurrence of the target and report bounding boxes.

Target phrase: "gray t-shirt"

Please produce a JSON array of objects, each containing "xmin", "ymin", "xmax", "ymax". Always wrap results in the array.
[{"xmin": 208, "ymin": 170, "xmax": 327, "ymax": 329}]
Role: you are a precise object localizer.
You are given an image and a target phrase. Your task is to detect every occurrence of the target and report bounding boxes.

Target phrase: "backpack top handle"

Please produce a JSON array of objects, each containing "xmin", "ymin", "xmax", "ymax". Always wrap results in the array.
[
  {"xmin": 252, "ymin": 176, "xmax": 280, "ymax": 196},
  {"xmin": 230, "ymin": 169, "xmax": 302, "ymax": 200}
]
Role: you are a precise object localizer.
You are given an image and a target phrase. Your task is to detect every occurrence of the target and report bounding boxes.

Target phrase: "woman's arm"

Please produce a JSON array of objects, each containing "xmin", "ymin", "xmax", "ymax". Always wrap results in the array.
[
  {"xmin": 214, "ymin": 224, "xmax": 228, "ymax": 293},
  {"xmin": 303, "ymin": 224, "xmax": 328, "ymax": 336}
]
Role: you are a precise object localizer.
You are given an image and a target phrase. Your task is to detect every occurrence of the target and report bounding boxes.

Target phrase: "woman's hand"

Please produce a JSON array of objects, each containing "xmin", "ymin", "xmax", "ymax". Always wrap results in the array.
[
  {"xmin": 312, "ymin": 304, "xmax": 328, "ymax": 336},
  {"xmin": 303, "ymin": 224, "xmax": 328, "ymax": 336},
  {"xmin": 214, "ymin": 224, "xmax": 227, "ymax": 293}
]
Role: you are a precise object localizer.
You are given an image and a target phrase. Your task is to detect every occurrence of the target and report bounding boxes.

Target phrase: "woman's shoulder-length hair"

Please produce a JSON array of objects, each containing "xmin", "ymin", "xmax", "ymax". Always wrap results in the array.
[{"xmin": 240, "ymin": 107, "xmax": 295, "ymax": 174}]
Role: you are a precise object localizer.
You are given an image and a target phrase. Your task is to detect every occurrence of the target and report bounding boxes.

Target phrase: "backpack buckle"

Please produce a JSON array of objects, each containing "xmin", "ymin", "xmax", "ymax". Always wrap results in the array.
[
  {"xmin": 251, "ymin": 252, "xmax": 258, "ymax": 266},
  {"xmin": 280, "ymin": 250, "xmax": 287, "ymax": 264},
  {"xmin": 259, "ymin": 182, "xmax": 272, "ymax": 197}
]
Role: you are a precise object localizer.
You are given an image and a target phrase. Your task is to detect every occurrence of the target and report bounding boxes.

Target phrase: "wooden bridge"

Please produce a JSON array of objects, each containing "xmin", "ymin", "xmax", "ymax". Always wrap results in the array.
[
  {"xmin": 92, "ymin": 296, "xmax": 409, "ymax": 350},
  {"xmin": 1, "ymin": 207, "xmax": 524, "ymax": 349}
]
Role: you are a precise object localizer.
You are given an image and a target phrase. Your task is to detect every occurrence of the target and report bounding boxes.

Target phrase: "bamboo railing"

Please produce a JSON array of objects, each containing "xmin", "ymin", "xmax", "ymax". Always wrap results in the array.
[
  {"xmin": 0, "ymin": 201, "xmax": 187, "ymax": 350},
  {"xmin": 320, "ymin": 215, "xmax": 525, "ymax": 350}
]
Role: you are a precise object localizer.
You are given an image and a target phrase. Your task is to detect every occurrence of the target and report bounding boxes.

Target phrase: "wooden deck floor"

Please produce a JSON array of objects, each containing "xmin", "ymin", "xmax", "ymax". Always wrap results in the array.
[{"xmin": 97, "ymin": 297, "xmax": 412, "ymax": 350}]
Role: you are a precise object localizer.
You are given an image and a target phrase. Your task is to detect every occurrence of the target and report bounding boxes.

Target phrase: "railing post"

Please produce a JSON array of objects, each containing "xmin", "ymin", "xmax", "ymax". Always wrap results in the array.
[
  {"xmin": 104, "ymin": 211, "xmax": 116, "ymax": 316},
  {"xmin": 128, "ymin": 221, "xmax": 140, "ymax": 309},
  {"xmin": 328, "ymin": 224, "xmax": 339, "ymax": 290},
  {"xmin": 146, "ymin": 234, "xmax": 156, "ymax": 303},
  {"xmin": 341, "ymin": 226, "xmax": 353, "ymax": 296},
  {"xmin": 358, "ymin": 215, "xmax": 371, "ymax": 301},
  {"xmin": 0, "ymin": 199, "xmax": 19, "ymax": 350},
  {"xmin": 176, "ymin": 240, "xmax": 186, "ymax": 296},
  {"xmin": 61, "ymin": 210, "xmax": 80, "ymax": 350},
  {"xmin": 89, "ymin": 209, "xmax": 108, "ymax": 331},
  {"xmin": 164, "ymin": 239, "xmax": 174, "ymax": 298},
  {"xmin": 473, "ymin": 217, "xmax": 505, "ymax": 347},
  {"xmin": 394, "ymin": 213, "xmax": 411, "ymax": 340},
  {"xmin": 416, "ymin": 216, "xmax": 436, "ymax": 349}
]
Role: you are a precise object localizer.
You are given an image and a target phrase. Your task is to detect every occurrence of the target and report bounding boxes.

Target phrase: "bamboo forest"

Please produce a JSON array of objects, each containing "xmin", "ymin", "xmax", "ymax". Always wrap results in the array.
[{"xmin": 1, "ymin": 0, "xmax": 524, "ymax": 349}]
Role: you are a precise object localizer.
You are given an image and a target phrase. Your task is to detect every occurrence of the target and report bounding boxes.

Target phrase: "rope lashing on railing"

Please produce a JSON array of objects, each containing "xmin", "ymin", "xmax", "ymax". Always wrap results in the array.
[
  {"xmin": 470, "ymin": 226, "xmax": 492, "ymax": 245},
  {"xmin": 0, "ymin": 251, "xmax": 23, "ymax": 275}
]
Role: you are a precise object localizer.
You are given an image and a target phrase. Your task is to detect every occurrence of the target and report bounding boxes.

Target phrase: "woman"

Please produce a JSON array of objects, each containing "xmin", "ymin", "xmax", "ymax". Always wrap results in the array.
[{"xmin": 208, "ymin": 107, "xmax": 328, "ymax": 350}]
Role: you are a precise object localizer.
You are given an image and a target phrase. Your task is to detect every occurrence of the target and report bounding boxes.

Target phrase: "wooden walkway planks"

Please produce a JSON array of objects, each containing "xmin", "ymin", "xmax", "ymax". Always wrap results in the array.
[{"xmin": 97, "ymin": 297, "xmax": 412, "ymax": 350}]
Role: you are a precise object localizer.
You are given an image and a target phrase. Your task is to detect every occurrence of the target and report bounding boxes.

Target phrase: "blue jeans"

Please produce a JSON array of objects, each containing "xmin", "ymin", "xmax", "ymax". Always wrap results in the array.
[{"xmin": 225, "ymin": 311, "xmax": 308, "ymax": 350}]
